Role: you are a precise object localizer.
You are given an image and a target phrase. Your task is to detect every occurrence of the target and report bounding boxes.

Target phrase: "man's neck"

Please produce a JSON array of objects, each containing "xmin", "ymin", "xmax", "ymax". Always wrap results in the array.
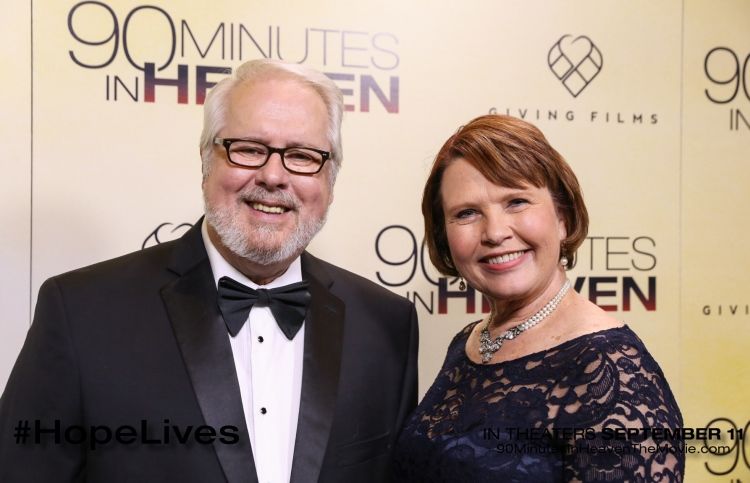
[{"xmin": 206, "ymin": 222, "xmax": 292, "ymax": 286}]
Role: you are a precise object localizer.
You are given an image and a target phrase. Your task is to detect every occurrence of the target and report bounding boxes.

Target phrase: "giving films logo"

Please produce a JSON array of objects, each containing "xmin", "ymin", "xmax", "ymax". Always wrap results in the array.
[
  {"xmin": 547, "ymin": 35, "xmax": 603, "ymax": 98},
  {"xmin": 490, "ymin": 33, "xmax": 658, "ymax": 126},
  {"xmin": 66, "ymin": 1, "xmax": 401, "ymax": 112}
]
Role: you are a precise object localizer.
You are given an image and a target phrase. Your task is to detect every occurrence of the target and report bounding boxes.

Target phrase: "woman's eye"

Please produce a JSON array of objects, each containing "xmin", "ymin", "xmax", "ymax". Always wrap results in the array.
[
  {"xmin": 456, "ymin": 209, "xmax": 477, "ymax": 219},
  {"xmin": 509, "ymin": 198, "xmax": 528, "ymax": 207}
]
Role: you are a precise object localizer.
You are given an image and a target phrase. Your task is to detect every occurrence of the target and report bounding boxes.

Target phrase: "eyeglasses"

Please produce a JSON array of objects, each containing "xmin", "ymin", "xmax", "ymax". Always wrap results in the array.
[{"xmin": 214, "ymin": 138, "xmax": 330, "ymax": 175}]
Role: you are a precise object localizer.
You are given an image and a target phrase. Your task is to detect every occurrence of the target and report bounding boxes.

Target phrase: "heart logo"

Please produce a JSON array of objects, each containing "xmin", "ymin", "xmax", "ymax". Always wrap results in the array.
[
  {"xmin": 548, "ymin": 35, "xmax": 603, "ymax": 97},
  {"xmin": 142, "ymin": 222, "xmax": 193, "ymax": 249}
]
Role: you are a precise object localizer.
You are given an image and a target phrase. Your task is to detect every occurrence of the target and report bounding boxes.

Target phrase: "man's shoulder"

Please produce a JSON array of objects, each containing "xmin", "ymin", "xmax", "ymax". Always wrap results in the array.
[
  {"xmin": 49, "ymin": 220, "xmax": 207, "ymax": 289},
  {"xmin": 48, "ymin": 238, "xmax": 183, "ymax": 289}
]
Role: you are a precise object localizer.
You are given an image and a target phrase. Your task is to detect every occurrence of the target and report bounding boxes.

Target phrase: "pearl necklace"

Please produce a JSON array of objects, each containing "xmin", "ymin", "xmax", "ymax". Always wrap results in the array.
[{"xmin": 478, "ymin": 279, "xmax": 571, "ymax": 364}]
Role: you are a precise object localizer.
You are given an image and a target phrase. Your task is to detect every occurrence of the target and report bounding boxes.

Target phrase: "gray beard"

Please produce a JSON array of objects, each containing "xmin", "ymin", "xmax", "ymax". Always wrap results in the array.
[{"xmin": 204, "ymin": 186, "xmax": 327, "ymax": 266}]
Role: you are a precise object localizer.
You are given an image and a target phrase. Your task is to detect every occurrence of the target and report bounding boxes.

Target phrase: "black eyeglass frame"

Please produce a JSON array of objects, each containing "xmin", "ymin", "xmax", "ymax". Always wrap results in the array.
[{"xmin": 214, "ymin": 137, "xmax": 331, "ymax": 175}]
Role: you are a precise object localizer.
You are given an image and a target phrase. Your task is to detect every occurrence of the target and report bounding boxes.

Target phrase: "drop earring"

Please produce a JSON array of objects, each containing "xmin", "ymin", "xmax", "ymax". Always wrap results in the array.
[{"xmin": 459, "ymin": 278, "xmax": 466, "ymax": 290}]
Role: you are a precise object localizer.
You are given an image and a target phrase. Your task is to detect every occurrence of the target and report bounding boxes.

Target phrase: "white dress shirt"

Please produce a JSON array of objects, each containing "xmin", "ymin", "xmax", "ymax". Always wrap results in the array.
[{"xmin": 202, "ymin": 220, "xmax": 304, "ymax": 483}]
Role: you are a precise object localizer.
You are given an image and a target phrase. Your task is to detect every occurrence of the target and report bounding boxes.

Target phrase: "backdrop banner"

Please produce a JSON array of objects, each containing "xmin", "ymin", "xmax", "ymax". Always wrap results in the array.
[{"xmin": 2, "ymin": 1, "xmax": 748, "ymax": 480}]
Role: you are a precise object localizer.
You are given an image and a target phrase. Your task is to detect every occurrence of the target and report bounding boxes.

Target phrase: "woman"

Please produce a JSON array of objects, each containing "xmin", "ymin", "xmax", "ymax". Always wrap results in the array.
[{"xmin": 393, "ymin": 115, "xmax": 683, "ymax": 482}]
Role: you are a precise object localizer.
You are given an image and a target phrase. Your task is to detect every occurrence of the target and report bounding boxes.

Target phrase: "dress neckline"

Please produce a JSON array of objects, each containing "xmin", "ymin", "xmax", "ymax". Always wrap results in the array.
[{"xmin": 462, "ymin": 321, "xmax": 630, "ymax": 367}]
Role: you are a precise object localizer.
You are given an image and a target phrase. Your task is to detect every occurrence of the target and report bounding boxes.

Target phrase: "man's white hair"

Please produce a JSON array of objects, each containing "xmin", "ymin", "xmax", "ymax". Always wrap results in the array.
[{"xmin": 199, "ymin": 59, "xmax": 344, "ymax": 184}]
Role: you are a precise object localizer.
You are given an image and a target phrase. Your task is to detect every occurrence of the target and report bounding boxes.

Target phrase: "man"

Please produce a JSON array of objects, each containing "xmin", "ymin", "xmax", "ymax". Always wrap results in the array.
[{"xmin": 0, "ymin": 60, "xmax": 418, "ymax": 482}]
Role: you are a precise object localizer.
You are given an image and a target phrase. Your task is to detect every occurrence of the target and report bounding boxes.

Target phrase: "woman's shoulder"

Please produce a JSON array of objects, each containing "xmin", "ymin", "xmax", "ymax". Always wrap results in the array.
[
  {"xmin": 555, "ymin": 324, "xmax": 682, "ymax": 422},
  {"xmin": 555, "ymin": 324, "xmax": 663, "ymax": 380},
  {"xmin": 447, "ymin": 319, "xmax": 482, "ymax": 346},
  {"xmin": 549, "ymin": 293, "xmax": 658, "ymax": 367},
  {"xmin": 568, "ymin": 323, "xmax": 643, "ymax": 350},
  {"xmin": 433, "ymin": 320, "xmax": 482, "ymax": 367}
]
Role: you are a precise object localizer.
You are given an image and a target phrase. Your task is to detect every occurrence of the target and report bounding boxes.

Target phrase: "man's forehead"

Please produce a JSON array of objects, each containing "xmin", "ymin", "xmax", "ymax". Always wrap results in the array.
[
  {"xmin": 221, "ymin": 76, "xmax": 329, "ymax": 148},
  {"xmin": 229, "ymin": 75, "xmax": 320, "ymax": 103},
  {"xmin": 226, "ymin": 79, "xmax": 325, "ymax": 121}
]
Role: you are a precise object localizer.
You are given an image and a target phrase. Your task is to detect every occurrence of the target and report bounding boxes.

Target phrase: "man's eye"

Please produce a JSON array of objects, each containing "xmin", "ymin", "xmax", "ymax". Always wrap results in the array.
[
  {"xmin": 286, "ymin": 150, "xmax": 318, "ymax": 163},
  {"xmin": 234, "ymin": 146, "xmax": 266, "ymax": 156},
  {"xmin": 509, "ymin": 198, "xmax": 528, "ymax": 207}
]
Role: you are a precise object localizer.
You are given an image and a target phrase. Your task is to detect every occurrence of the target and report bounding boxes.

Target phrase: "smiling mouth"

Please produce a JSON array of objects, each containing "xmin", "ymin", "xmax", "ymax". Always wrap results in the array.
[
  {"xmin": 485, "ymin": 250, "xmax": 527, "ymax": 264},
  {"xmin": 250, "ymin": 202, "xmax": 290, "ymax": 214}
]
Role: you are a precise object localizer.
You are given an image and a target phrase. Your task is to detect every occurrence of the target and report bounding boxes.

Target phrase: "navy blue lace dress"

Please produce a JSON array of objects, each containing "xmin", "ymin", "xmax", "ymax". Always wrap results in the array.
[{"xmin": 393, "ymin": 323, "xmax": 683, "ymax": 482}]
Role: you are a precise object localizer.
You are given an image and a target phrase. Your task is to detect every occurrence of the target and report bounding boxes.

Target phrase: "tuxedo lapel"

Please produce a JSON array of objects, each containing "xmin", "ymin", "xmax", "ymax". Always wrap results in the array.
[
  {"xmin": 161, "ymin": 222, "xmax": 258, "ymax": 483},
  {"xmin": 290, "ymin": 253, "xmax": 345, "ymax": 483}
]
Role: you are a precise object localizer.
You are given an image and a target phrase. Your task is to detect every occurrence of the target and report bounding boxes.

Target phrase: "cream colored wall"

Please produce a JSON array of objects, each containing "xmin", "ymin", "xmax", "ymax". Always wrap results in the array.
[{"xmin": 1, "ymin": 1, "xmax": 31, "ymax": 398}]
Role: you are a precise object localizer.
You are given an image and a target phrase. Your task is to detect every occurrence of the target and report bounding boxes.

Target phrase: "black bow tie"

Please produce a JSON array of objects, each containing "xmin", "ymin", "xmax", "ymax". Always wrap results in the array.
[{"xmin": 217, "ymin": 276, "xmax": 311, "ymax": 340}]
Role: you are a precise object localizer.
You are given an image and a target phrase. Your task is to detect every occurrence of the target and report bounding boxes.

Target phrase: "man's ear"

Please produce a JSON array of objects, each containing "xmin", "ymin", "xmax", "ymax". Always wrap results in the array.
[{"xmin": 326, "ymin": 166, "xmax": 336, "ymax": 205}]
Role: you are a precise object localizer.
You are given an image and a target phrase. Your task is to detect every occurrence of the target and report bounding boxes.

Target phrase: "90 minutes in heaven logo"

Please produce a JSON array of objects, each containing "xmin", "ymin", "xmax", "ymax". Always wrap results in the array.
[{"xmin": 374, "ymin": 225, "xmax": 657, "ymax": 316}]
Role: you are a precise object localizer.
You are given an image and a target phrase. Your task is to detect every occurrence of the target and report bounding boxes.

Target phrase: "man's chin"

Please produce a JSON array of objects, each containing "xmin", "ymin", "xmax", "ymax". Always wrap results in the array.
[
  {"xmin": 231, "ymin": 233, "xmax": 307, "ymax": 266},
  {"xmin": 206, "ymin": 205, "xmax": 327, "ymax": 268}
]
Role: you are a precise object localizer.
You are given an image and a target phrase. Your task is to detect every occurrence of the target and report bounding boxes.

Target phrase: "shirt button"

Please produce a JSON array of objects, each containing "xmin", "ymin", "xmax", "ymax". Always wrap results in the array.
[
  {"xmin": 257, "ymin": 336, "xmax": 264, "ymax": 343},
  {"xmin": 260, "ymin": 407, "xmax": 267, "ymax": 415}
]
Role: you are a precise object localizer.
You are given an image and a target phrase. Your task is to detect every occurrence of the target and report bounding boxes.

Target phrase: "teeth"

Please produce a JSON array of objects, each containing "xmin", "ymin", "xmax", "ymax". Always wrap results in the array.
[
  {"xmin": 487, "ymin": 251, "xmax": 524, "ymax": 264},
  {"xmin": 252, "ymin": 203, "xmax": 286, "ymax": 214}
]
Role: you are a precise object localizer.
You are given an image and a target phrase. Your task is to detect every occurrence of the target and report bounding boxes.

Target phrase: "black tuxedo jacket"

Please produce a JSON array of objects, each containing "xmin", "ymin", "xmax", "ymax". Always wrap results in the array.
[{"xmin": 0, "ymin": 222, "xmax": 418, "ymax": 482}]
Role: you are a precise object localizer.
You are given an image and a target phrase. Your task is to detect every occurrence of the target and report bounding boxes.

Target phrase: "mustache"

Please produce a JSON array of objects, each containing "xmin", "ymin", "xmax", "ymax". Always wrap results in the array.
[{"xmin": 238, "ymin": 186, "xmax": 299, "ymax": 210}]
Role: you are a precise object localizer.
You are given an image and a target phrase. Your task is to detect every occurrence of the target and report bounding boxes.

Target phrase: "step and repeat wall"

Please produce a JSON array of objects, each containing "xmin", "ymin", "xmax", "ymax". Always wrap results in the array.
[{"xmin": 1, "ymin": 1, "xmax": 748, "ymax": 480}]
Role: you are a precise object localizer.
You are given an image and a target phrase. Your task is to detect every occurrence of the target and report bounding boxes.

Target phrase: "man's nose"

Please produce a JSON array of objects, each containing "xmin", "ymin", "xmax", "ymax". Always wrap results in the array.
[{"xmin": 254, "ymin": 152, "xmax": 290, "ymax": 189}]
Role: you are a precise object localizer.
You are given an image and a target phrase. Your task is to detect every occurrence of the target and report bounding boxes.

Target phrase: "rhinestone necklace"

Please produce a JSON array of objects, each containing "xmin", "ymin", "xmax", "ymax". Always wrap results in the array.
[{"xmin": 478, "ymin": 279, "xmax": 571, "ymax": 364}]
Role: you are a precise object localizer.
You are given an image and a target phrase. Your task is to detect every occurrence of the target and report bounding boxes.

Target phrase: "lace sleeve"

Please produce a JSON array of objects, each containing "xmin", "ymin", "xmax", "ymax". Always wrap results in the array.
[{"xmin": 552, "ymin": 335, "xmax": 684, "ymax": 482}]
